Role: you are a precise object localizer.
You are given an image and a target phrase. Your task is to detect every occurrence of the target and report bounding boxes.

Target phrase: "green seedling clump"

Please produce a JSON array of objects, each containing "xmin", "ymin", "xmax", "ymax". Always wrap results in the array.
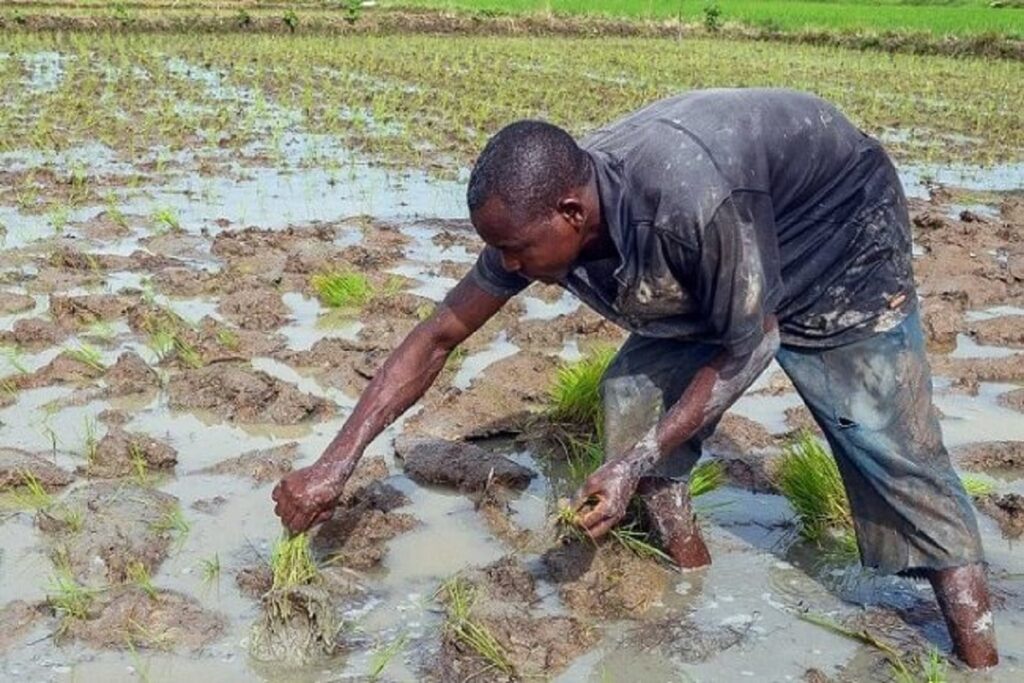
[
  {"xmin": 960, "ymin": 474, "xmax": 995, "ymax": 499},
  {"xmin": 688, "ymin": 459, "xmax": 726, "ymax": 498},
  {"xmin": 440, "ymin": 577, "xmax": 515, "ymax": 677},
  {"xmin": 270, "ymin": 533, "xmax": 320, "ymax": 590},
  {"xmin": 47, "ymin": 572, "xmax": 98, "ymax": 632},
  {"xmin": 776, "ymin": 430, "xmax": 853, "ymax": 544},
  {"xmin": 9, "ymin": 469, "xmax": 53, "ymax": 510},
  {"xmin": 311, "ymin": 271, "xmax": 374, "ymax": 309},
  {"xmin": 547, "ymin": 346, "xmax": 616, "ymax": 432}
]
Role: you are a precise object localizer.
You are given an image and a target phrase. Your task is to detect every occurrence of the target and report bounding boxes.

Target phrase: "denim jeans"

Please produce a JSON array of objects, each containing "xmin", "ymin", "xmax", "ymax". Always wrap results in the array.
[{"xmin": 600, "ymin": 310, "xmax": 984, "ymax": 575}]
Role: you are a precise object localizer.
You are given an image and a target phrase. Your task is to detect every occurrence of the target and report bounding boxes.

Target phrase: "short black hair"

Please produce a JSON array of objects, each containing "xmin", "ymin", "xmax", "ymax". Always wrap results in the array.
[{"xmin": 467, "ymin": 120, "xmax": 592, "ymax": 223}]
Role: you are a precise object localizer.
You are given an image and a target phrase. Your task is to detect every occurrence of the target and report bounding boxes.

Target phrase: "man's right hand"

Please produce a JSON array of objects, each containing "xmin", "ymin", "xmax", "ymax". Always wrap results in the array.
[{"xmin": 272, "ymin": 461, "xmax": 348, "ymax": 534}]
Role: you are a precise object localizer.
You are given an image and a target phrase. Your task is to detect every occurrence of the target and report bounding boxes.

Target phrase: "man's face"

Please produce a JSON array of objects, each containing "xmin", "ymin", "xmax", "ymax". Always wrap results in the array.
[{"xmin": 471, "ymin": 196, "xmax": 583, "ymax": 284}]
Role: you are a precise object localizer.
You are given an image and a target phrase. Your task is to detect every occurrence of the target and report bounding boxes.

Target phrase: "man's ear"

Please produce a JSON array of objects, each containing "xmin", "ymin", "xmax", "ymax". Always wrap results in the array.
[{"xmin": 557, "ymin": 195, "xmax": 586, "ymax": 230}]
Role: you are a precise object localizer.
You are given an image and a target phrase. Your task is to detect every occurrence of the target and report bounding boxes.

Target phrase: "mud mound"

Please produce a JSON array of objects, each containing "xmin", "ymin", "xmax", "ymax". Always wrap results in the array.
[
  {"xmin": 49, "ymin": 293, "xmax": 138, "ymax": 328},
  {"xmin": 0, "ymin": 317, "xmax": 68, "ymax": 348},
  {"xmin": 13, "ymin": 351, "xmax": 105, "ymax": 390},
  {"xmin": 278, "ymin": 337, "xmax": 378, "ymax": 397},
  {"xmin": 249, "ymin": 584, "xmax": 339, "ymax": 665},
  {"xmin": 0, "ymin": 292, "xmax": 34, "ymax": 315},
  {"xmin": 435, "ymin": 556, "xmax": 597, "ymax": 682},
  {"xmin": 920, "ymin": 298, "xmax": 964, "ymax": 352},
  {"xmin": 197, "ymin": 442, "xmax": 300, "ymax": 484},
  {"xmin": 236, "ymin": 565, "xmax": 274, "ymax": 600},
  {"xmin": 83, "ymin": 428, "xmax": 177, "ymax": 479},
  {"xmin": 59, "ymin": 587, "xmax": 225, "ymax": 651},
  {"xmin": 976, "ymin": 493, "xmax": 1024, "ymax": 538},
  {"xmin": 152, "ymin": 266, "xmax": 216, "ymax": 297},
  {"xmin": 103, "ymin": 351, "xmax": 160, "ymax": 395},
  {"xmin": 0, "ymin": 600, "xmax": 46, "ymax": 654},
  {"xmin": 955, "ymin": 441, "xmax": 1024, "ymax": 475},
  {"xmin": 217, "ymin": 288, "xmax": 290, "ymax": 332},
  {"xmin": 167, "ymin": 363, "xmax": 334, "ymax": 424},
  {"xmin": 0, "ymin": 448, "xmax": 74, "ymax": 491},
  {"xmin": 970, "ymin": 315, "xmax": 1024, "ymax": 348},
  {"xmin": 930, "ymin": 353, "xmax": 1024, "ymax": 387},
  {"xmin": 312, "ymin": 479, "xmax": 417, "ymax": 570},
  {"xmin": 542, "ymin": 538, "xmax": 668, "ymax": 619},
  {"xmin": 506, "ymin": 309, "xmax": 626, "ymax": 351},
  {"xmin": 37, "ymin": 482, "xmax": 180, "ymax": 585},
  {"xmin": 394, "ymin": 436, "xmax": 535, "ymax": 493},
  {"xmin": 999, "ymin": 388, "xmax": 1024, "ymax": 413}
]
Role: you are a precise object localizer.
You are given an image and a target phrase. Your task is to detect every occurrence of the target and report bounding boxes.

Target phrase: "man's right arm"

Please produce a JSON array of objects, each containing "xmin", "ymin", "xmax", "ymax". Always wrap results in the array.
[{"xmin": 272, "ymin": 275, "xmax": 510, "ymax": 533}]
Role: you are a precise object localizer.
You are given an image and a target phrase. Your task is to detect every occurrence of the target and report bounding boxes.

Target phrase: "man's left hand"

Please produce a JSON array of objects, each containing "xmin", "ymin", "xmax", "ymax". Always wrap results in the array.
[{"xmin": 572, "ymin": 460, "xmax": 640, "ymax": 539}]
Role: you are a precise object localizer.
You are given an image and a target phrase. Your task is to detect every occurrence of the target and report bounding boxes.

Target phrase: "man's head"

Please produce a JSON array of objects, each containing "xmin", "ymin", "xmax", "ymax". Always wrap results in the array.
[{"xmin": 467, "ymin": 120, "xmax": 597, "ymax": 284}]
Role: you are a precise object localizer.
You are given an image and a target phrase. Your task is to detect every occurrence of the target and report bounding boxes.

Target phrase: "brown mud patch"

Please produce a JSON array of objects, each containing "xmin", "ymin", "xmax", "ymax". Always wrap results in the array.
[
  {"xmin": 0, "ymin": 316, "xmax": 69, "ymax": 349},
  {"xmin": 217, "ymin": 288, "xmax": 290, "ymax": 332},
  {"xmin": 10, "ymin": 351, "xmax": 106, "ymax": 391},
  {"xmin": 541, "ymin": 538, "xmax": 669, "ymax": 619},
  {"xmin": 955, "ymin": 440, "xmax": 1024, "ymax": 476},
  {"xmin": 998, "ymin": 387, "xmax": 1024, "ymax": 413},
  {"xmin": 394, "ymin": 436, "xmax": 535, "ymax": 493},
  {"xmin": 59, "ymin": 587, "xmax": 225, "ymax": 651},
  {"xmin": 312, "ymin": 475, "xmax": 417, "ymax": 571},
  {"xmin": 0, "ymin": 291, "xmax": 35, "ymax": 315},
  {"xmin": 277, "ymin": 337, "xmax": 379, "ymax": 397},
  {"xmin": 0, "ymin": 448, "xmax": 75, "ymax": 491},
  {"xmin": 249, "ymin": 583, "xmax": 339, "ymax": 665},
  {"xmin": 704, "ymin": 414, "xmax": 781, "ymax": 493},
  {"xmin": 36, "ymin": 482, "xmax": 180, "ymax": 585},
  {"xmin": 505, "ymin": 308, "xmax": 626, "ymax": 351},
  {"xmin": 434, "ymin": 556, "xmax": 597, "ymax": 682},
  {"xmin": 49, "ymin": 293, "xmax": 139, "ymax": 328},
  {"xmin": 82, "ymin": 427, "xmax": 177, "ymax": 479},
  {"xmin": 930, "ymin": 353, "xmax": 1024, "ymax": 389},
  {"xmin": 970, "ymin": 315, "xmax": 1024, "ymax": 348},
  {"xmin": 167, "ymin": 362, "xmax": 334, "ymax": 424},
  {"xmin": 975, "ymin": 493, "xmax": 1024, "ymax": 538},
  {"xmin": 197, "ymin": 442, "xmax": 300, "ymax": 485},
  {"xmin": 0, "ymin": 600, "xmax": 46, "ymax": 654},
  {"xmin": 627, "ymin": 610, "xmax": 755, "ymax": 663},
  {"xmin": 920, "ymin": 298, "xmax": 964, "ymax": 352}
]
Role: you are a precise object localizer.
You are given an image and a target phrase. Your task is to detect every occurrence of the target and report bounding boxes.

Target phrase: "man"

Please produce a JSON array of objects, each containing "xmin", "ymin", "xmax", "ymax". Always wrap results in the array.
[{"xmin": 273, "ymin": 88, "xmax": 998, "ymax": 668}]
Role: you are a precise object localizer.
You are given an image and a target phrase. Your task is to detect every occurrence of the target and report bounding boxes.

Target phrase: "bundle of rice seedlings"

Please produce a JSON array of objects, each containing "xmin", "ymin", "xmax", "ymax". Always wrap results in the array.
[
  {"xmin": 270, "ymin": 533, "xmax": 319, "ymax": 590},
  {"xmin": 440, "ymin": 577, "xmax": 514, "ymax": 678},
  {"xmin": 776, "ymin": 431, "xmax": 853, "ymax": 544},
  {"xmin": 547, "ymin": 346, "xmax": 617, "ymax": 434},
  {"xmin": 960, "ymin": 474, "xmax": 995, "ymax": 499},
  {"xmin": 688, "ymin": 460, "xmax": 726, "ymax": 498},
  {"xmin": 311, "ymin": 271, "xmax": 373, "ymax": 309}
]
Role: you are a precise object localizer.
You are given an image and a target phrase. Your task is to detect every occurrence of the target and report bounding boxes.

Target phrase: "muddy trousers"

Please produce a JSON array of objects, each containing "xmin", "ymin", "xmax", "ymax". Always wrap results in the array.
[{"xmin": 600, "ymin": 310, "xmax": 985, "ymax": 575}]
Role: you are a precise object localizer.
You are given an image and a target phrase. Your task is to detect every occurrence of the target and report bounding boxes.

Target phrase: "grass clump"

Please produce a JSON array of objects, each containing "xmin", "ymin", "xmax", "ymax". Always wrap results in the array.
[
  {"xmin": 126, "ymin": 560, "xmax": 158, "ymax": 599},
  {"xmin": 776, "ymin": 431, "xmax": 853, "ymax": 544},
  {"xmin": 9, "ymin": 470, "xmax": 53, "ymax": 510},
  {"xmin": 547, "ymin": 346, "xmax": 616, "ymax": 433},
  {"xmin": 440, "ymin": 577, "xmax": 514, "ymax": 678},
  {"xmin": 270, "ymin": 533, "xmax": 319, "ymax": 590},
  {"xmin": 311, "ymin": 271, "xmax": 373, "ymax": 310},
  {"xmin": 66, "ymin": 343, "xmax": 106, "ymax": 372},
  {"xmin": 151, "ymin": 505, "xmax": 190, "ymax": 548},
  {"xmin": 688, "ymin": 460, "xmax": 726, "ymax": 498},
  {"xmin": 960, "ymin": 474, "xmax": 995, "ymax": 499},
  {"xmin": 47, "ymin": 571, "xmax": 98, "ymax": 632}
]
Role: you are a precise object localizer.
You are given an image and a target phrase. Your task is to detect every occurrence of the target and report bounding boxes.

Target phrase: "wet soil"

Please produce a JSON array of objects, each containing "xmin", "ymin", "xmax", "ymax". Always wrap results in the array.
[
  {"xmin": 955, "ymin": 440, "xmax": 1024, "ymax": 476},
  {"xmin": 434, "ymin": 555, "xmax": 598, "ymax": 682},
  {"xmin": 975, "ymin": 493, "xmax": 1024, "ymax": 538},
  {"xmin": 0, "ymin": 601, "xmax": 46, "ymax": 655},
  {"xmin": 59, "ymin": 587, "xmax": 226, "ymax": 651},
  {"xmin": 196, "ymin": 442, "xmax": 300, "ymax": 484},
  {"xmin": 83, "ymin": 427, "xmax": 178, "ymax": 479},
  {"xmin": 394, "ymin": 435, "xmax": 536, "ymax": 493},
  {"xmin": 0, "ymin": 448, "xmax": 75, "ymax": 491},
  {"xmin": 167, "ymin": 362, "xmax": 334, "ymax": 424},
  {"xmin": 36, "ymin": 482, "xmax": 180, "ymax": 585},
  {"xmin": 541, "ymin": 538, "xmax": 670, "ymax": 619}
]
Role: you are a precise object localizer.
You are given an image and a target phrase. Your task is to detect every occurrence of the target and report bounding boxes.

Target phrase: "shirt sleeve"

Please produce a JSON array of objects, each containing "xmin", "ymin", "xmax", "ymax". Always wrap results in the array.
[
  {"xmin": 693, "ymin": 192, "xmax": 777, "ymax": 357},
  {"xmin": 470, "ymin": 245, "xmax": 531, "ymax": 298}
]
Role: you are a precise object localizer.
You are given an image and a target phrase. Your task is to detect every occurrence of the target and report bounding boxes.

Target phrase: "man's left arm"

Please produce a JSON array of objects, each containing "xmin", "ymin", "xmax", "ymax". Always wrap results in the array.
[
  {"xmin": 576, "ymin": 317, "xmax": 779, "ymax": 538},
  {"xmin": 575, "ymin": 191, "xmax": 781, "ymax": 537}
]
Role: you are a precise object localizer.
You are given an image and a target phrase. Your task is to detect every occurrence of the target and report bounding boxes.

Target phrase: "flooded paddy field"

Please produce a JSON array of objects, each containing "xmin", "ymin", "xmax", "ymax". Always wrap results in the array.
[{"xmin": 0, "ymin": 25, "xmax": 1023, "ymax": 683}]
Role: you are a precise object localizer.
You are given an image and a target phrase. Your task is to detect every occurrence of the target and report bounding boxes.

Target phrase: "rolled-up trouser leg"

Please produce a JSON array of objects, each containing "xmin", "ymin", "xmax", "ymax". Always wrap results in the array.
[
  {"xmin": 600, "ymin": 335, "xmax": 720, "ymax": 568},
  {"xmin": 775, "ymin": 310, "xmax": 985, "ymax": 575}
]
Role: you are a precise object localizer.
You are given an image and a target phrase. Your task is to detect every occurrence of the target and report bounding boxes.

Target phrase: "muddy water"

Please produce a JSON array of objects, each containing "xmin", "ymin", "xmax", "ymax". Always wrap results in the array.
[{"xmin": 2, "ymin": 77, "xmax": 1024, "ymax": 681}]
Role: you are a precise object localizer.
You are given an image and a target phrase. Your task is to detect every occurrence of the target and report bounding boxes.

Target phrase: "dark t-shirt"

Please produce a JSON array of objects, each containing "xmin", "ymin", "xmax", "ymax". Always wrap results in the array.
[{"xmin": 472, "ymin": 88, "xmax": 916, "ymax": 356}]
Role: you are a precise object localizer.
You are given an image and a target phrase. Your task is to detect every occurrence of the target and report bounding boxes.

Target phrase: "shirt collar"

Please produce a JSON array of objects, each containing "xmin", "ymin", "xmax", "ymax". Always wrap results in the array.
[{"xmin": 585, "ymin": 148, "xmax": 633, "ymax": 286}]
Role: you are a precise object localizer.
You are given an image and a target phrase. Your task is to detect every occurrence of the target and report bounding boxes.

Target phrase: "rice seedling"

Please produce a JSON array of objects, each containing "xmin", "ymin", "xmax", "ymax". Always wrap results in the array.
[
  {"xmin": 270, "ymin": 533, "xmax": 319, "ymax": 590},
  {"xmin": 3, "ymin": 347, "xmax": 29, "ymax": 375},
  {"xmin": 47, "ymin": 571, "xmax": 98, "ymax": 632},
  {"xmin": 151, "ymin": 505, "xmax": 191, "ymax": 548},
  {"xmin": 415, "ymin": 303, "xmax": 435, "ymax": 321},
  {"xmin": 311, "ymin": 271, "xmax": 374, "ymax": 309},
  {"xmin": 688, "ymin": 460, "xmax": 726, "ymax": 498},
  {"xmin": 66, "ymin": 343, "xmax": 106, "ymax": 372},
  {"xmin": 444, "ymin": 345, "xmax": 468, "ymax": 371},
  {"xmin": 53, "ymin": 504, "xmax": 85, "ymax": 533},
  {"xmin": 960, "ymin": 474, "xmax": 995, "ymax": 499},
  {"xmin": 200, "ymin": 554, "xmax": 221, "ymax": 589},
  {"xmin": 127, "ymin": 560, "xmax": 158, "ymax": 599},
  {"xmin": 440, "ymin": 577, "xmax": 515, "ymax": 678},
  {"xmin": 82, "ymin": 417, "xmax": 99, "ymax": 464},
  {"xmin": 547, "ymin": 346, "xmax": 616, "ymax": 434},
  {"xmin": 150, "ymin": 206, "xmax": 182, "ymax": 233},
  {"xmin": 10, "ymin": 470, "xmax": 53, "ymax": 510},
  {"xmin": 129, "ymin": 442, "xmax": 150, "ymax": 485},
  {"xmin": 49, "ymin": 205, "xmax": 70, "ymax": 234},
  {"xmin": 84, "ymin": 321, "xmax": 117, "ymax": 344},
  {"xmin": 775, "ymin": 431, "xmax": 853, "ymax": 544},
  {"xmin": 368, "ymin": 632, "xmax": 408, "ymax": 681},
  {"xmin": 609, "ymin": 523, "xmax": 675, "ymax": 564},
  {"xmin": 216, "ymin": 328, "xmax": 240, "ymax": 350}
]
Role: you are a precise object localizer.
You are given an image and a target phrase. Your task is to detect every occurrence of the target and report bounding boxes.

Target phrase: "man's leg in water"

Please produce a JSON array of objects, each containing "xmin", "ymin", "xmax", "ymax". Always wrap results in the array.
[
  {"xmin": 776, "ymin": 311, "xmax": 998, "ymax": 668},
  {"xmin": 600, "ymin": 335, "xmax": 720, "ymax": 569}
]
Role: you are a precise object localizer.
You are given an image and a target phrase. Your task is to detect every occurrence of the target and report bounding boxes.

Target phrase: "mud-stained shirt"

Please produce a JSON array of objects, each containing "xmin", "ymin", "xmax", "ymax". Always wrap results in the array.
[{"xmin": 471, "ymin": 88, "xmax": 916, "ymax": 356}]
